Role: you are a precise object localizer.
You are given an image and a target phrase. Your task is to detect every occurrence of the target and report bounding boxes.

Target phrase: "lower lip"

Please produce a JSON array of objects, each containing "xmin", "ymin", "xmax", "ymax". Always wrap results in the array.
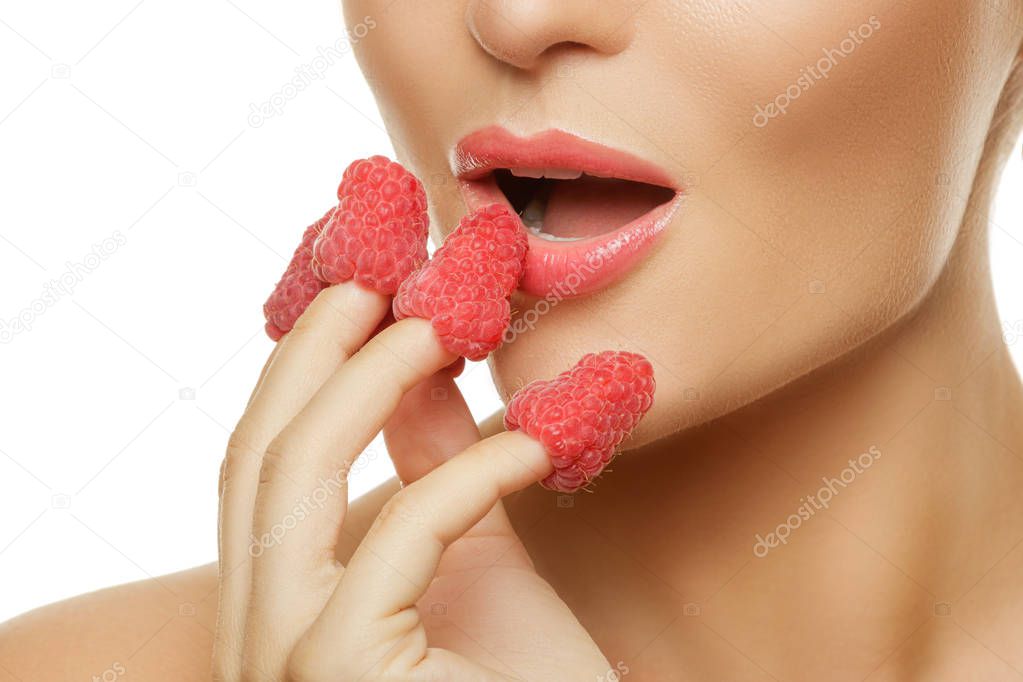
[{"xmin": 459, "ymin": 176, "xmax": 682, "ymax": 298}]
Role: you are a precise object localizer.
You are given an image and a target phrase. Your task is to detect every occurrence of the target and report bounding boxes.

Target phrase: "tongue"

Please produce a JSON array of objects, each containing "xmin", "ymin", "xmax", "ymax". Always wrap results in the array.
[{"xmin": 543, "ymin": 176, "xmax": 670, "ymax": 239}]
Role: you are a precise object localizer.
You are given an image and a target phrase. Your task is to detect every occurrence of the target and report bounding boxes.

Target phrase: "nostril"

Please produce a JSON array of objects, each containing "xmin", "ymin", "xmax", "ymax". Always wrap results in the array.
[
  {"xmin": 541, "ymin": 40, "xmax": 591, "ymax": 61},
  {"xmin": 465, "ymin": 0, "xmax": 635, "ymax": 71}
]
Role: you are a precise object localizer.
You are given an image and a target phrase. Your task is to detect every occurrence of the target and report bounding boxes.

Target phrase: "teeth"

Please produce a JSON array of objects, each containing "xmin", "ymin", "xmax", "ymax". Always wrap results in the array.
[
  {"xmin": 510, "ymin": 167, "xmax": 545, "ymax": 179},
  {"xmin": 509, "ymin": 167, "xmax": 584, "ymax": 180},
  {"xmin": 526, "ymin": 225, "xmax": 585, "ymax": 242}
]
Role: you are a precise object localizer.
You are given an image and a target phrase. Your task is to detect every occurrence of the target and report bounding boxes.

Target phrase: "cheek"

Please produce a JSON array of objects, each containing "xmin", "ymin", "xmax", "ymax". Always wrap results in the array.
[
  {"xmin": 646, "ymin": 0, "xmax": 993, "ymax": 285},
  {"xmin": 491, "ymin": 2, "xmax": 1008, "ymax": 443},
  {"xmin": 343, "ymin": 3, "xmax": 475, "ymax": 155},
  {"xmin": 695, "ymin": 0, "xmax": 1005, "ymax": 360},
  {"xmin": 343, "ymin": 0, "xmax": 1013, "ymax": 444}
]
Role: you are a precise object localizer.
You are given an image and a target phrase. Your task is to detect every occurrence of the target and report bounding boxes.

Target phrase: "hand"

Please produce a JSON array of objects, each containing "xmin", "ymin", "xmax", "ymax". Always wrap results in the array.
[{"xmin": 212, "ymin": 282, "xmax": 611, "ymax": 681}]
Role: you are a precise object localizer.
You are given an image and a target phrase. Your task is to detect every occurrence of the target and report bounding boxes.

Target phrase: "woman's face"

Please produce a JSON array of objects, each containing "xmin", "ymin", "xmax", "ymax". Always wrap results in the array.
[{"xmin": 343, "ymin": 0, "xmax": 1021, "ymax": 445}]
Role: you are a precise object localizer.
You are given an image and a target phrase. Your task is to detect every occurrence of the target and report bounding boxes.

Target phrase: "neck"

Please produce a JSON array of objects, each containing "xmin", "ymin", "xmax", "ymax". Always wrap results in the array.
[{"xmin": 510, "ymin": 191, "xmax": 1023, "ymax": 678}]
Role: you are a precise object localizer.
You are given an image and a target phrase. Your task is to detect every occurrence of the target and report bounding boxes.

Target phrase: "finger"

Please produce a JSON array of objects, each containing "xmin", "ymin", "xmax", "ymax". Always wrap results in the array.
[
  {"xmin": 246, "ymin": 341, "xmax": 280, "ymax": 407},
  {"xmin": 244, "ymin": 318, "xmax": 456, "ymax": 677},
  {"xmin": 237, "ymin": 283, "xmax": 391, "ymax": 453},
  {"xmin": 383, "ymin": 370, "xmax": 530, "ymax": 568},
  {"xmin": 384, "ymin": 375, "xmax": 532, "ymax": 567},
  {"xmin": 215, "ymin": 282, "xmax": 388, "ymax": 680},
  {"xmin": 314, "ymin": 431, "xmax": 551, "ymax": 647},
  {"xmin": 250, "ymin": 317, "xmax": 456, "ymax": 577},
  {"xmin": 478, "ymin": 407, "xmax": 507, "ymax": 438},
  {"xmin": 383, "ymin": 371, "xmax": 480, "ymax": 484},
  {"xmin": 217, "ymin": 343, "xmax": 281, "ymax": 500}
]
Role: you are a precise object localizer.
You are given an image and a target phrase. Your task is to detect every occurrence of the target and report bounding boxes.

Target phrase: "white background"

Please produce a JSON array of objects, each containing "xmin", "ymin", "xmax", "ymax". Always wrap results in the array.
[{"xmin": 0, "ymin": 1, "xmax": 1021, "ymax": 623}]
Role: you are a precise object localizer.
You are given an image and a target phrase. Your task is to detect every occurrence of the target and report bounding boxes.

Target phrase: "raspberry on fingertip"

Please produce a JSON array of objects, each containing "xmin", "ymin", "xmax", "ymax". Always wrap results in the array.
[{"xmin": 504, "ymin": 351, "xmax": 656, "ymax": 492}]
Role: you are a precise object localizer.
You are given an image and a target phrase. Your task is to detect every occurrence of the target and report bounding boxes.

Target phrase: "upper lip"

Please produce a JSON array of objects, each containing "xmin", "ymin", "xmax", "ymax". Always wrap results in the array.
[
  {"xmin": 450, "ymin": 126, "xmax": 685, "ymax": 299},
  {"xmin": 451, "ymin": 126, "xmax": 679, "ymax": 189}
]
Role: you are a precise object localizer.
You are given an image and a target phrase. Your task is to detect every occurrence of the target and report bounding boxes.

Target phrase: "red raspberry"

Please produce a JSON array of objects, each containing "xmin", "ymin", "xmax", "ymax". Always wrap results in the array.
[
  {"xmin": 263, "ymin": 208, "xmax": 333, "ymax": 341},
  {"xmin": 504, "ymin": 351, "xmax": 656, "ymax": 493},
  {"xmin": 393, "ymin": 204, "xmax": 527, "ymax": 360},
  {"xmin": 312, "ymin": 156, "xmax": 429, "ymax": 294}
]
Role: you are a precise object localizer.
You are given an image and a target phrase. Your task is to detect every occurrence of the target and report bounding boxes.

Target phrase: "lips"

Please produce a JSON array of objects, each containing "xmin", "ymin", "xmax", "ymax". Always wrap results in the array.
[{"xmin": 453, "ymin": 127, "xmax": 683, "ymax": 298}]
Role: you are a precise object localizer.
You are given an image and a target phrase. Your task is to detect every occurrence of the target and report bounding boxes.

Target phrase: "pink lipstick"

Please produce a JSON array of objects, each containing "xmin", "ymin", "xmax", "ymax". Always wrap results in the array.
[{"xmin": 453, "ymin": 127, "xmax": 682, "ymax": 298}]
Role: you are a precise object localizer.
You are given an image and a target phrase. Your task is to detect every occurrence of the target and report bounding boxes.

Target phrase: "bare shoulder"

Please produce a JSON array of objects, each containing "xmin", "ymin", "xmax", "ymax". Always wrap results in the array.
[
  {"xmin": 0, "ymin": 480, "xmax": 407, "ymax": 682},
  {"xmin": 0, "ymin": 562, "xmax": 219, "ymax": 681}
]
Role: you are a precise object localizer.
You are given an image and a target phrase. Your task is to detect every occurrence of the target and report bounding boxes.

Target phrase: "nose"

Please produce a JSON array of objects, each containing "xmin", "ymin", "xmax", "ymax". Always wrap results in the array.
[{"xmin": 466, "ymin": 0, "xmax": 635, "ymax": 70}]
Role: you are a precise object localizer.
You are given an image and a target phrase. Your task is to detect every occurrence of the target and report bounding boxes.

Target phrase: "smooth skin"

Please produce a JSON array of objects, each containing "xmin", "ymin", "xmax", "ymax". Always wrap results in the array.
[
  {"xmin": 212, "ymin": 281, "xmax": 608, "ymax": 681},
  {"xmin": 3, "ymin": 1, "xmax": 1023, "ymax": 680}
]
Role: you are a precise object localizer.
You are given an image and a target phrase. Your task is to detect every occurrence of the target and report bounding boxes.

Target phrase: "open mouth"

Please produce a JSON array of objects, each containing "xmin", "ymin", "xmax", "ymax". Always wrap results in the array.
[
  {"xmin": 454, "ymin": 127, "xmax": 684, "ymax": 298},
  {"xmin": 492, "ymin": 169, "xmax": 677, "ymax": 242}
]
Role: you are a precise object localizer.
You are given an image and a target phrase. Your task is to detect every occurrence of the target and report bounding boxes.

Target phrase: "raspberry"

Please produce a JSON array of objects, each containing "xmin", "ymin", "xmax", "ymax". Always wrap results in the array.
[
  {"xmin": 393, "ymin": 204, "xmax": 527, "ymax": 360},
  {"xmin": 263, "ymin": 208, "xmax": 333, "ymax": 341},
  {"xmin": 312, "ymin": 156, "xmax": 429, "ymax": 294},
  {"xmin": 504, "ymin": 351, "xmax": 655, "ymax": 493}
]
